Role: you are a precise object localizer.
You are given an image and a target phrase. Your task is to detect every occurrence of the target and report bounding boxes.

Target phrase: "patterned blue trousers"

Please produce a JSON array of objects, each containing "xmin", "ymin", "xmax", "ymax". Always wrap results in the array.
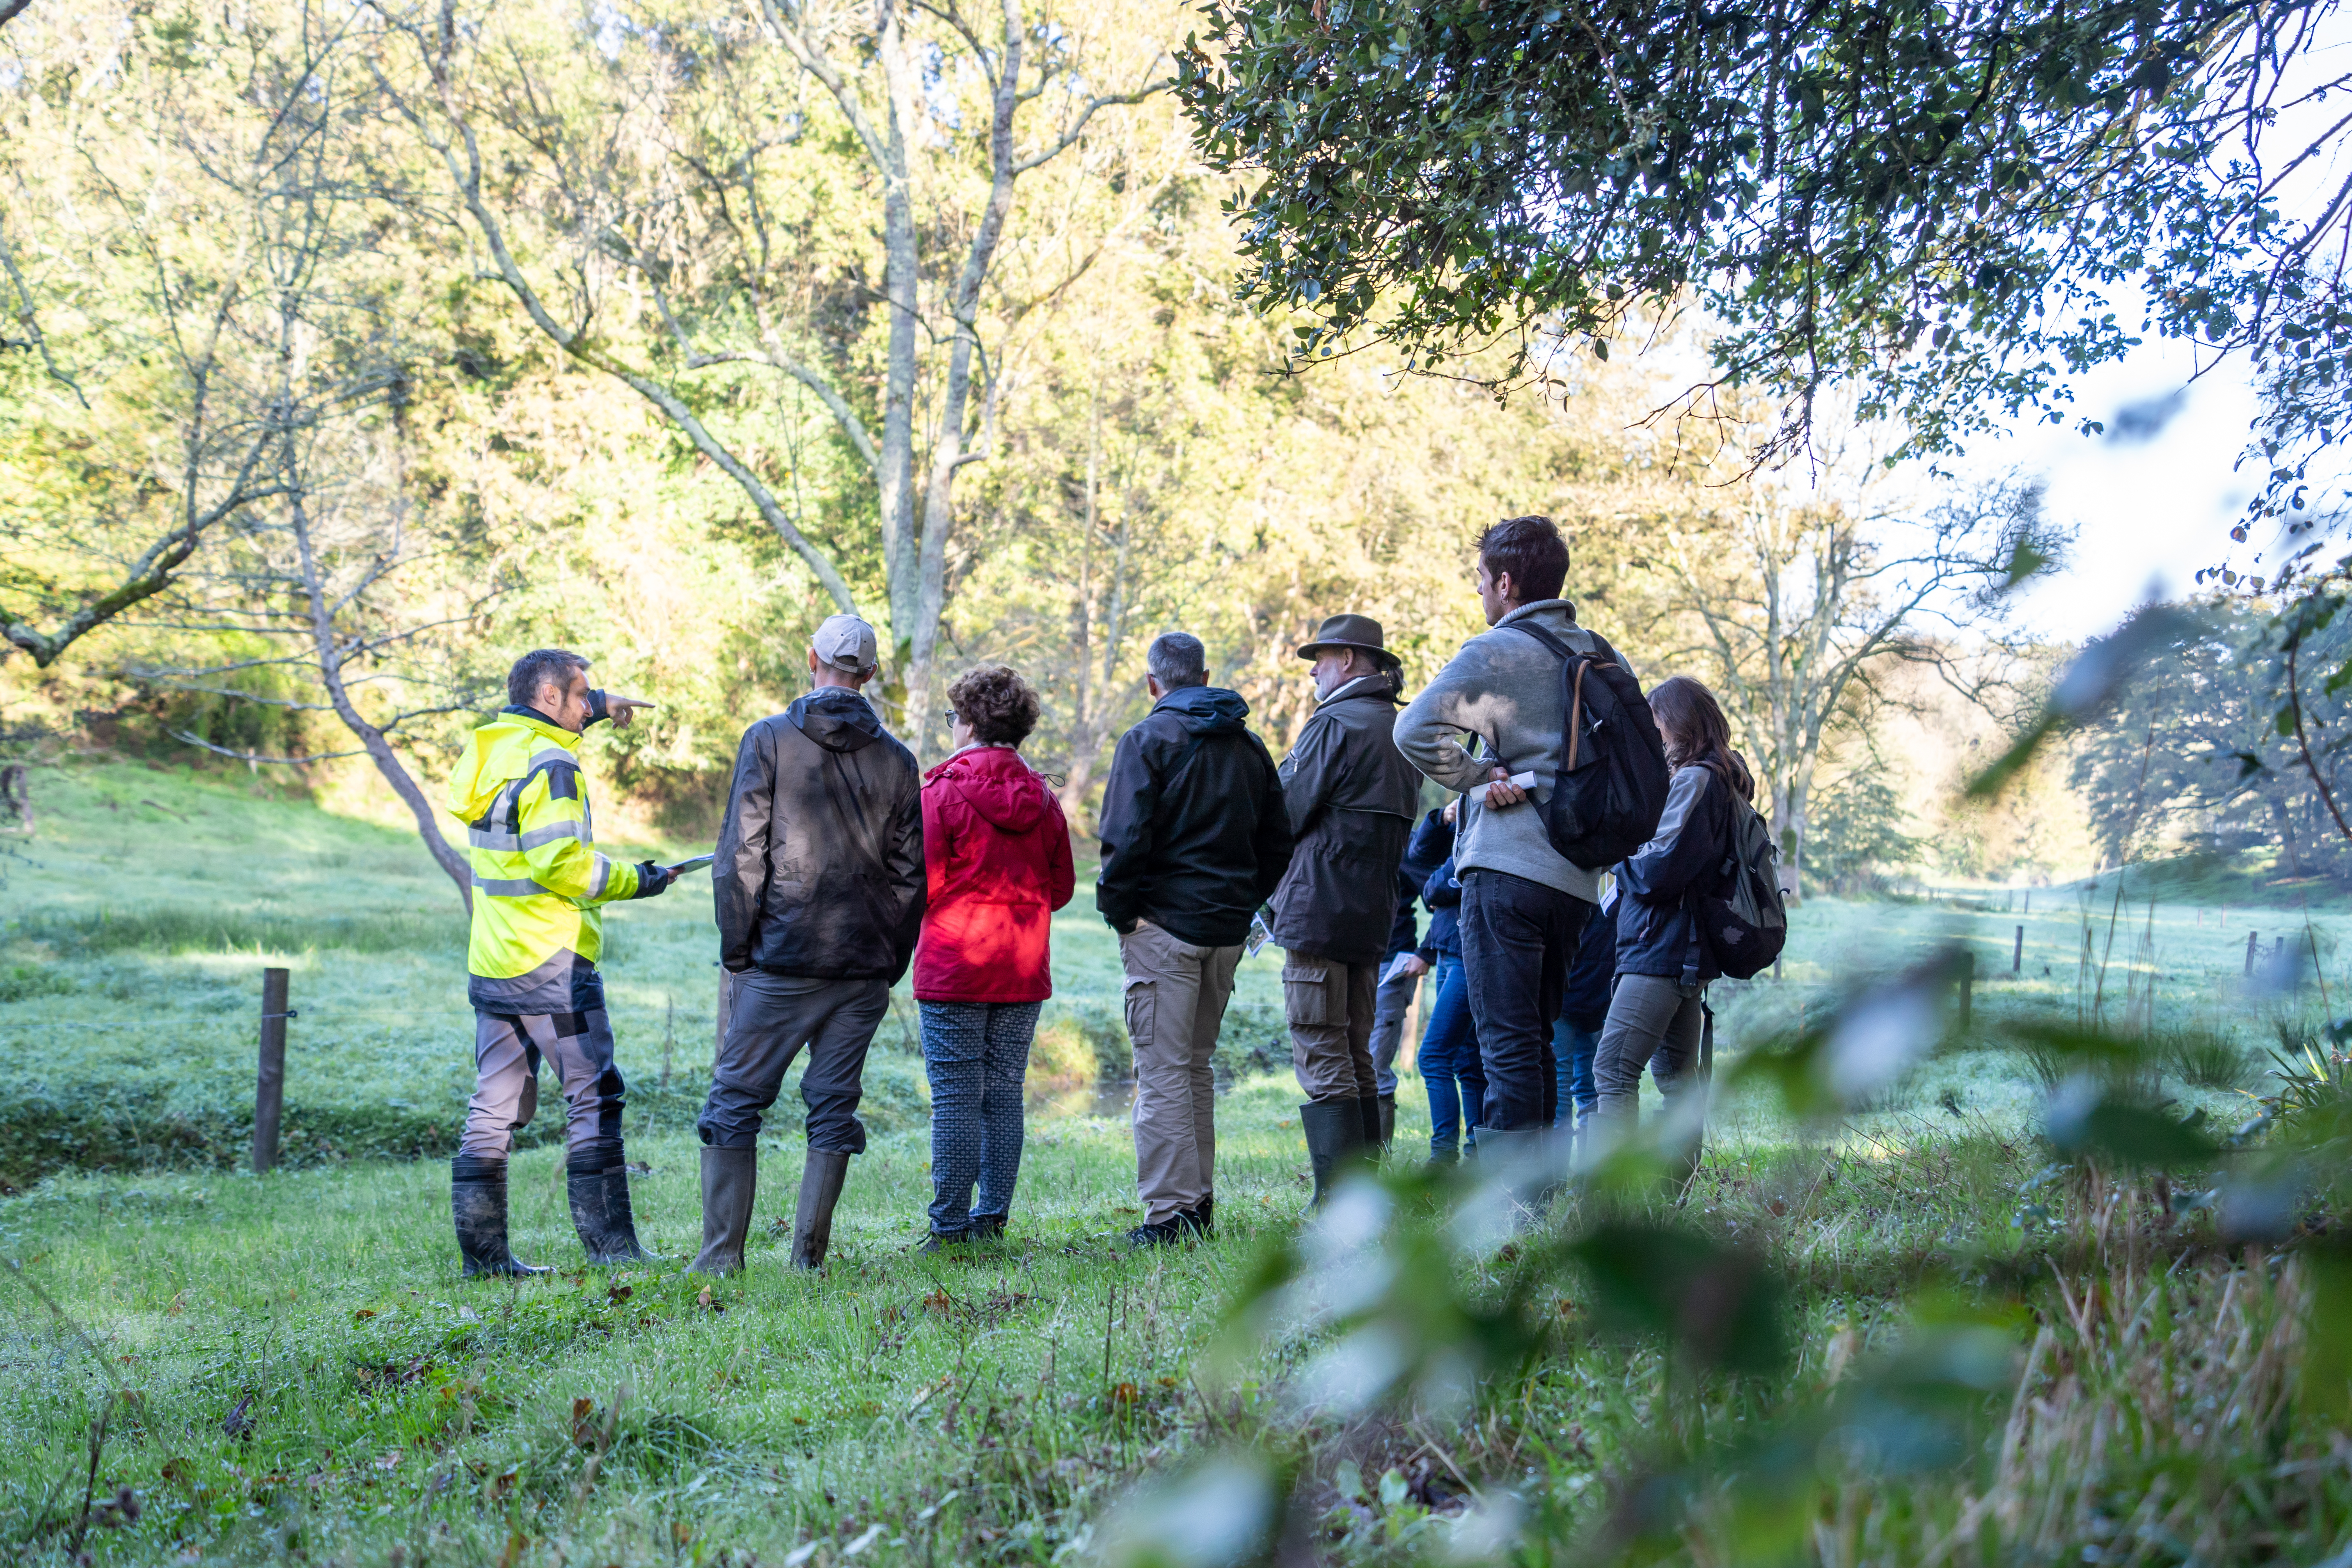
[{"xmin": 919, "ymin": 1000, "xmax": 1042, "ymax": 1235}]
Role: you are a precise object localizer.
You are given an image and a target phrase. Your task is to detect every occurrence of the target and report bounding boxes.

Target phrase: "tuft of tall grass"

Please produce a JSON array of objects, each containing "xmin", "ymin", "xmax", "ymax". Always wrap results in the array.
[
  {"xmin": 17, "ymin": 905, "xmax": 462, "ymax": 956},
  {"xmin": 2154, "ymin": 1025, "xmax": 2253, "ymax": 1090}
]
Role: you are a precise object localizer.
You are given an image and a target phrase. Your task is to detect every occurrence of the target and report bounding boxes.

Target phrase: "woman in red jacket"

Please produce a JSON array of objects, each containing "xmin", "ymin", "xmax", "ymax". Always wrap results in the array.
[{"xmin": 916, "ymin": 665, "xmax": 1076, "ymax": 1245}]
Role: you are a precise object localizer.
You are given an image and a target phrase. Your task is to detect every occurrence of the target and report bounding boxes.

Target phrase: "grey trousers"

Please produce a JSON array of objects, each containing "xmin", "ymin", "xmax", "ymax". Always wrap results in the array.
[
  {"xmin": 1365, "ymin": 961, "xmax": 1422, "ymax": 1097},
  {"xmin": 1283, "ymin": 953, "xmax": 1380, "ymax": 1103},
  {"xmin": 1591, "ymin": 973, "xmax": 1704, "ymax": 1131},
  {"xmin": 462, "ymin": 1007, "xmax": 628, "ymax": 1160},
  {"xmin": 697, "ymin": 971, "xmax": 891, "ymax": 1154},
  {"xmin": 1121, "ymin": 921, "xmax": 1242, "ymax": 1226}
]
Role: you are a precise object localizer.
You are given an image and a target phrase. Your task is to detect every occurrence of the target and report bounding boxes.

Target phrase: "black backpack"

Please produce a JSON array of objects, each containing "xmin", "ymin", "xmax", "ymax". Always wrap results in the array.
[
  {"xmin": 1695, "ymin": 790, "xmax": 1787, "ymax": 980},
  {"xmin": 1505, "ymin": 623, "xmax": 1671, "ymax": 870}
]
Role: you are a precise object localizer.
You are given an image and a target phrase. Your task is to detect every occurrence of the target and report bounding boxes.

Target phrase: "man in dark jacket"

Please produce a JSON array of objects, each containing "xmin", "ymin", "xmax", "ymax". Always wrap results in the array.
[
  {"xmin": 1267, "ymin": 614, "xmax": 1425, "ymax": 1202},
  {"xmin": 1097, "ymin": 631, "xmax": 1293, "ymax": 1246},
  {"xmin": 694, "ymin": 613, "xmax": 924, "ymax": 1275}
]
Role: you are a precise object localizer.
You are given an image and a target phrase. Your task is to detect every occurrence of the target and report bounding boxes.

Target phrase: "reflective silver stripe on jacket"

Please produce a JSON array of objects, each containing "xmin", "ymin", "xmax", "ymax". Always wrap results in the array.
[
  {"xmin": 467, "ymin": 819, "xmax": 589, "ymax": 852},
  {"xmin": 471, "ymin": 874, "xmax": 554, "ymax": 898},
  {"xmin": 587, "ymin": 856, "xmax": 613, "ymax": 899}
]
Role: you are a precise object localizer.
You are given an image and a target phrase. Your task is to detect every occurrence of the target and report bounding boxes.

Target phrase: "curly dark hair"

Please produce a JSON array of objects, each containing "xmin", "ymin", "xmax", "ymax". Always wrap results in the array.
[{"xmin": 948, "ymin": 664, "xmax": 1041, "ymax": 746}]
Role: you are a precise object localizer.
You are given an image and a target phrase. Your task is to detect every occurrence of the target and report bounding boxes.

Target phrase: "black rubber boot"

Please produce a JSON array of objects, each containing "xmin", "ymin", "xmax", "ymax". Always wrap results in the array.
[
  {"xmin": 691, "ymin": 1145, "xmax": 757, "ymax": 1275},
  {"xmin": 1301, "ymin": 1100, "xmax": 1365, "ymax": 1209},
  {"xmin": 1375, "ymin": 1093, "xmax": 1397, "ymax": 1152},
  {"xmin": 1179, "ymin": 1193, "xmax": 1214, "ymax": 1238},
  {"xmin": 566, "ymin": 1150, "xmax": 655, "ymax": 1265},
  {"xmin": 451, "ymin": 1156, "xmax": 547, "ymax": 1279},
  {"xmin": 1357, "ymin": 1094, "xmax": 1381, "ymax": 1146},
  {"xmin": 789, "ymin": 1150, "xmax": 852, "ymax": 1270}
]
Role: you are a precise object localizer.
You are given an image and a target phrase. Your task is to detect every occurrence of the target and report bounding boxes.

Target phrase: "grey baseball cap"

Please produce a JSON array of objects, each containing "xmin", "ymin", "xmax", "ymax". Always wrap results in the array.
[{"xmin": 812, "ymin": 613, "xmax": 879, "ymax": 674}]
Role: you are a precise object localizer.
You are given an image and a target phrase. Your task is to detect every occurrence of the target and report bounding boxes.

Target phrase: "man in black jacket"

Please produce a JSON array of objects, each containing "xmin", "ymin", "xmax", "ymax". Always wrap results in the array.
[
  {"xmin": 1097, "ymin": 631, "xmax": 1293, "ymax": 1246},
  {"xmin": 694, "ymin": 614, "xmax": 924, "ymax": 1275},
  {"xmin": 1266, "ymin": 614, "xmax": 1424, "ymax": 1202}
]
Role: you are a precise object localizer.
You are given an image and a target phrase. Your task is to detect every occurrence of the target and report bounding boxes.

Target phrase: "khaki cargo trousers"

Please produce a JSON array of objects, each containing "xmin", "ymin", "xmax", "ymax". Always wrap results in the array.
[
  {"xmin": 1119, "ymin": 920, "xmax": 1244, "ymax": 1226},
  {"xmin": 1282, "ymin": 952, "xmax": 1381, "ymax": 1103}
]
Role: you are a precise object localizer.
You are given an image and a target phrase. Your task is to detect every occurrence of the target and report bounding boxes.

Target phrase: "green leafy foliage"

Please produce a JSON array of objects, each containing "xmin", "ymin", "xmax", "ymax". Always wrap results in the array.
[{"xmin": 1177, "ymin": 0, "xmax": 2349, "ymax": 501}]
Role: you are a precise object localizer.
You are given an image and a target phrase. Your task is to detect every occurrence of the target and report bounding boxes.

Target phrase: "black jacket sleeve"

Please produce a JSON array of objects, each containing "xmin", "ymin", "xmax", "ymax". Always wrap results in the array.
[
  {"xmin": 714, "ymin": 722, "xmax": 775, "ymax": 971},
  {"xmin": 1619, "ymin": 766, "xmax": 1720, "ymax": 906},
  {"xmin": 884, "ymin": 767, "xmax": 928, "ymax": 975},
  {"xmin": 1404, "ymin": 809, "xmax": 1452, "ymax": 894},
  {"xmin": 1248, "ymin": 739, "xmax": 1297, "ymax": 906},
  {"xmin": 1095, "ymin": 728, "xmax": 1159, "ymax": 933},
  {"xmin": 1423, "ymin": 854, "xmax": 1461, "ymax": 909}
]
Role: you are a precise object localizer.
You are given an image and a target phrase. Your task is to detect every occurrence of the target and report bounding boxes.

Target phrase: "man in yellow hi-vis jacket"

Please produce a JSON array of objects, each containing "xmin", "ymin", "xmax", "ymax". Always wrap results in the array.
[{"xmin": 443, "ymin": 648, "xmax": 676, "ymax": 1276}]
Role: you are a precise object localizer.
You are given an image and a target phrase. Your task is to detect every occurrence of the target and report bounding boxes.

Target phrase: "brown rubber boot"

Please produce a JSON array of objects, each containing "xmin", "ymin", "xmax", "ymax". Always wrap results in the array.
[
  {"xmin": 789, "ymin": 1150, "xmax": 852, "ymax": 1270},
  {"xmin": 690, "ymin": 1145, "xmax": 757, "ymax": 1275}
]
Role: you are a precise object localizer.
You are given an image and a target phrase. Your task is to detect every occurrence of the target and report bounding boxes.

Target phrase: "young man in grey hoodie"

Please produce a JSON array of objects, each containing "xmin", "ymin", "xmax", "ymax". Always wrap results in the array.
[{"xmin": 1392, "ymin": 516, "xmax": 1634, "ymax": 1160}]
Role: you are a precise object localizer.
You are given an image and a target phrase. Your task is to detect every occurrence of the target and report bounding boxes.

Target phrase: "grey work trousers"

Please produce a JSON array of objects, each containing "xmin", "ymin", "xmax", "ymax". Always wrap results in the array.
[
  {"xmin": 1121, "ymin": 921, "xmax": 1242, "ymax": 1226},
  {"xmin": 697, "ymin": 970, "xmax": 891, "ymax": 1154},
  {"xmin": 461, "ymin": 1007, "xmax": 628, "ymax": 1161},
  {"xmin": 1591, "ymin": 973, "xmax": 1705, "ymax": 1133},
  {"xmin": 1283, "ymin": 952, "xmax": 1380, "ymax": 1103},
  {"xmin": 1365, "ymin": 960, "xmax": 1422, "ymax": 1097}
]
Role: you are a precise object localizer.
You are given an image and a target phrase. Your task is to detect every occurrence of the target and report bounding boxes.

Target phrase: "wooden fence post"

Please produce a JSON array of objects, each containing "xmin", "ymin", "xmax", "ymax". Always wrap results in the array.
[
  {"xmin": 1959, "ymin": 949, "xmax": 1975, "ymax": 1029},
  {"xmin": 2013, "ymin": 925, "xmax": 2024, "ymax": 975},
  {"xmin": 252, "ymin": 967, "xmax": 291, "ymax": 1174},
  {"xmin": 2245, "ymin": 931, "xmax": 2260, "ymax": 976}
]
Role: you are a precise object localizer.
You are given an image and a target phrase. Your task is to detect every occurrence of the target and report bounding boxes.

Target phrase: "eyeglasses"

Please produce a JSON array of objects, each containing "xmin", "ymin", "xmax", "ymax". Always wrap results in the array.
[{"xmin": 942, "ymin": 709, "xmax": 962, "ymax": 723}]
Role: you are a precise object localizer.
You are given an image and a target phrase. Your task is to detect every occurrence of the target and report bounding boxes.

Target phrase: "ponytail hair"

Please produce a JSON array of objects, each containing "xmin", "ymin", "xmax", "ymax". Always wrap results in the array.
[{"xmin": 1647, "ymin": 675, "xmax": 1755, "ymax": 804}]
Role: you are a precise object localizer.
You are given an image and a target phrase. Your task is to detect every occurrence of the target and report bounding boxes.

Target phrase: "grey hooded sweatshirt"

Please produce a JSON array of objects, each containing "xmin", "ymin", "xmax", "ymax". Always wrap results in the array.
[{"xmin": 1392, "ymin": 599, "xmax": 1634, "ymax": 904}]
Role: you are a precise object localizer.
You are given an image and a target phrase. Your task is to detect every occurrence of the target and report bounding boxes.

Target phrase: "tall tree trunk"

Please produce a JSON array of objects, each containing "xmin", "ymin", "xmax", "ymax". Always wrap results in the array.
[
  {"xmin": 875, "ymin": 1, "xmax": 922, "ymax": 659},
  {"xmin": 1060, "ymin": 380, "xmax": 1103, "ymax": 825}
]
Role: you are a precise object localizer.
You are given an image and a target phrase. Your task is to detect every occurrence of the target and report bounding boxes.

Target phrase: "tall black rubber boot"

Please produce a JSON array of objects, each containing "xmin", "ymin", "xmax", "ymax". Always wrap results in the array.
[
  {"xmin": 567, "ymin": 1148, "xmax": 655, "ymax": 1265},
  {"xmin": 451, "ymin": 1156, "xmax": 547, "ymax": 1279},
  {"xmin": 1301, "ymin": 1100, "xmax": 1365, "ymax": 1209},
  {"xmin": 789, "ymin": 1150, "xmax": 852, "ymax": 1270},
  {"xmin": 691, "ymin": 1145, "xmax": 757, "ymax": 1275}
]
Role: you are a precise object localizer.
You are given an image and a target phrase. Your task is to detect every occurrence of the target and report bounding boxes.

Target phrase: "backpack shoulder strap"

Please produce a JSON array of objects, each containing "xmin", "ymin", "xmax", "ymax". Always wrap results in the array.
[{"xmin": 1504, "ymin": 621, "xmax": 1599, "ymax": 662}]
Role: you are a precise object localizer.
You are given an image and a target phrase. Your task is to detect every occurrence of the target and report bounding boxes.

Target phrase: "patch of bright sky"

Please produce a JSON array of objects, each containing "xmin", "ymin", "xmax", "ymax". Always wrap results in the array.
[
  {"xmin": 1948, "ymin": 18, "xmax": 2352, "ymax": 646},
  {"xmin": 1948, "ymin": 328, "xmax": 2262, "ymax": 645}
]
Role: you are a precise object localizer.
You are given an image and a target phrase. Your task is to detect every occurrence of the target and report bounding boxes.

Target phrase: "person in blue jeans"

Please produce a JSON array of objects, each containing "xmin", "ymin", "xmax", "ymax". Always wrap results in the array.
[
  {"xmin": 1412, "ymin": 803, "xmax": 1486, "ymax": 1162},
  {"xmin": 1552, "ymin": 883, "xmax": 1617, "ymax": 1139}
]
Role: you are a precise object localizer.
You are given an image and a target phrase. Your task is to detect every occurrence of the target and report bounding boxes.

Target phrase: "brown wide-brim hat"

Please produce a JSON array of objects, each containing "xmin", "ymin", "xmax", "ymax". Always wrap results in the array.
[{"xmin": 1296, "ymin": 613, "xmax": 1395, "ymax": 664}]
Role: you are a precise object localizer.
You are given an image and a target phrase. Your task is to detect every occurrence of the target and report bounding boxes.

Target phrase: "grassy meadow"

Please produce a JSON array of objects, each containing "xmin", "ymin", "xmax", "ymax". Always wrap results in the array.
[{"xmin": 1, "ymin": 761, "xmax": 2347, "ymax": 1566}]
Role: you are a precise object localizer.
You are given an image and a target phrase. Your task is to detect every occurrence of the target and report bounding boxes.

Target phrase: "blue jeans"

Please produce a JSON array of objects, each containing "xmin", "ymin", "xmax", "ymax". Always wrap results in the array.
[
  {"xmin": 919, "ymin": 1000, "xmax": 1042, "ymax": 1235},
  {"xmin": 1417, "ymin": 956, "xmax": 1485, "ymax": 1155},
  {"xmin": 1553, "ymin": 1017, "xmax": 1600, "ymax": 1128}
]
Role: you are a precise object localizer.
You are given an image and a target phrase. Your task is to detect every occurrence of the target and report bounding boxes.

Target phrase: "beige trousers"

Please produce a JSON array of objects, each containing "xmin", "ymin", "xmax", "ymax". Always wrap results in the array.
[
  {"xmin": 1282, "ymin": 953, "xmax": 1380, "ymax": 1103},
  {"xmin": 1120, "ymin": 921, "xmax": 1243, "ymax": 1225}
]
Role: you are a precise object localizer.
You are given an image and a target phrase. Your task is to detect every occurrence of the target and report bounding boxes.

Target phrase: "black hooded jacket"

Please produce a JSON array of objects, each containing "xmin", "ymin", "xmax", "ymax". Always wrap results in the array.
[
  {"xmin": 716, "ymin": 688, "xmax": 925, "ymax": 980},
  {"xmin": 1096, "ymin": 685, "xmax": 1294, "ymax": 948}
]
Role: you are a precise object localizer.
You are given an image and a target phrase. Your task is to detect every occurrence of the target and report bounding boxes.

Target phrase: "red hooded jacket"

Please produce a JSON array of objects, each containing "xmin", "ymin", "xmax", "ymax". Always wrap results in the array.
[{"xmin": 913, "ymin": 745, "xmax": 1076, "ymax": 1003}]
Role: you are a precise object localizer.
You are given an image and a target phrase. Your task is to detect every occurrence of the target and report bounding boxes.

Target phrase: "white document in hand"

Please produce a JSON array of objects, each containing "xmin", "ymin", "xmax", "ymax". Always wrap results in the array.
[{"xmin": 1467, "ymin": 770, "xmax": 1537, "ymax": 804}]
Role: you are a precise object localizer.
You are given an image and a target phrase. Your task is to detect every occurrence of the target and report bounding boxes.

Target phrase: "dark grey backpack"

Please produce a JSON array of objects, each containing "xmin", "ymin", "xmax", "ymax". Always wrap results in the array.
[{"xmin": 1696, "ymin": 794, "xmax": 1786, "ymax": 980}]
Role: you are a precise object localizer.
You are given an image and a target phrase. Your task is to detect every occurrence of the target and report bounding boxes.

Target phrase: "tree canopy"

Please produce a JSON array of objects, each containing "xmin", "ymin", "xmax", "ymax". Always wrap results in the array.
[{"xmin": 1177, "ymin": 0, "xmax": 2352, "ymax": 516}]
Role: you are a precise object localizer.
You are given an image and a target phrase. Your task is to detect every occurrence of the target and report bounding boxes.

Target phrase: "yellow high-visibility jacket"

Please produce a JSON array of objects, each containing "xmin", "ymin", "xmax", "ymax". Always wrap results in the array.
[{"xmin": 447, "ymin": 707, "xmax": 644, "ymax": 1012}]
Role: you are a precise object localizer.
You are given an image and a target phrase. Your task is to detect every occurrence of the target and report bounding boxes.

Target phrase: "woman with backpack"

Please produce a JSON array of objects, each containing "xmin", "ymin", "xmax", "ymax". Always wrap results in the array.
[
  {"xmin": 914, "ymin": 665, "xmax": 1076, "ymax": 1247},
  {"xmin": 1591, "ymin": 675, "xmax": 1753, "ymax": 1161}
]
